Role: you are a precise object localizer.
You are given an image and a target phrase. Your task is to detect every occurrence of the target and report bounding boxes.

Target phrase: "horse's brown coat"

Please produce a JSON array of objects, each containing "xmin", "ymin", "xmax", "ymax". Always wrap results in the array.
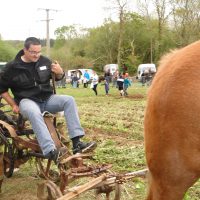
[{"xmin": 144, "ymin": 40, "xmax": 200, "ymax": 200}]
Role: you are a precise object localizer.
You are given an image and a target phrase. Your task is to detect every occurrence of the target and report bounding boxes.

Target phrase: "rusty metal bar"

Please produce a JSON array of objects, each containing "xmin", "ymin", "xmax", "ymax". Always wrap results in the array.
[
  {"xmin": 60, "ymin": 153, "xmax": 92, "ymax": 164},
  {"xmin": 124, "ymin": 168, "xmax": 148, "ymax": 179},
  {"xmin": 92, "ymin": 168, "xmax": 148, "ymax": 189}
]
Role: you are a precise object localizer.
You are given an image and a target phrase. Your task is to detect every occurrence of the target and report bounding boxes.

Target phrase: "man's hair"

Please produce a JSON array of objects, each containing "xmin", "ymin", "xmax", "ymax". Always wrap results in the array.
[{"xmin": 24, "ymin": 37, "xmax": 41, "ymax": 49}]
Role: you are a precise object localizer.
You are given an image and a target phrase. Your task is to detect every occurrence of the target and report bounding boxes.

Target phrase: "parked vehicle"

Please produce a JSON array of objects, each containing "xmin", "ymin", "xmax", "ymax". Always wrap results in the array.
[
  {"xmin": 68, "ymin": 69, "xmax": 93, "ymax": 78},
  {"xmin": 104, "ymin": 64, "xmax": 118, "ymax": 75},
  {"xmin": 137, "ymin": 63, "xmax": 156, "ymax": 80},
  {"xmin": 67, "ymin": 69, "xmax": 94, "ymax": 84},
  {"xmin": 137, "ymin": 63, "xmax": 156, "ymax": 85}
]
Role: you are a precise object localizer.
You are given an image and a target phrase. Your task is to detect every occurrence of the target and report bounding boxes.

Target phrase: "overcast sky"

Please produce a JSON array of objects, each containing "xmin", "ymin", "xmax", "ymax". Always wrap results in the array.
[{"xmin": 0, "ymin": 0, "xmax": 136, "ymax": 41}]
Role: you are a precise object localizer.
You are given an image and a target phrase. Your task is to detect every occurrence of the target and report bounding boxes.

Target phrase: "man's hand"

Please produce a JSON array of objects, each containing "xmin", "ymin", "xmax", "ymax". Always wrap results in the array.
[
  {"xmin": 12, "ymin": 104, "xmax": 20, "ymax": 114},
  {"xmin": 51, "ymin": 61, "xmax": 64, "ymax": 75},
  {"xmin": 1, "ymin": 92, "xmax": 20, "ymax": 114}
]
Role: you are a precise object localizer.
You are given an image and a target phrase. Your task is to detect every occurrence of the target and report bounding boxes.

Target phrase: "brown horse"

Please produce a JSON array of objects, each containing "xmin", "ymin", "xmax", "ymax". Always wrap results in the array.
[{"xmin": 144, "ymin": 40, "xmax": 200, "ymax": 200}]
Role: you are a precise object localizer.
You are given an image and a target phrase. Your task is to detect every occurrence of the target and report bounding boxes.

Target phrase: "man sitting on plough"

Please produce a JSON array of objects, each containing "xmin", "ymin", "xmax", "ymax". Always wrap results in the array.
[{"xmin": 0, "ymin": 37, "xmax": 96, "ymax": 164}]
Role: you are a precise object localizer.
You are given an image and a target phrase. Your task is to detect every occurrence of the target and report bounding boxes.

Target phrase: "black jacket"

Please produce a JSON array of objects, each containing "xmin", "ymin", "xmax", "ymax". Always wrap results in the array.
[{"xmin": 0, "ymin": 50, "xmax": 62, "ymax": 104}]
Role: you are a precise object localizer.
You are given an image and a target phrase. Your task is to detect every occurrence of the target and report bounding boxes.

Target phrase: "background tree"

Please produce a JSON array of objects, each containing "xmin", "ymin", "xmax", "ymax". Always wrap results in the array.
[
  {"xmin": 154, "ymin": 0, "xmax": 172, "ymax": 59},
  {"xmin": 0, "ymin": 40, "xmax": 17, "ymax": 61},
  {"xmin": 106, "ymin": 0, "xmax": 129, "ymax": 71},
  {"xmin": 171, "ymin": 0, "xmax": 200, "ymax": 46},
  {"xmin": 52, "ymin": 25, "xmax": 91, "ymax": 70},
  {"xmin": 86, "ymin": 20, "xmax": 119, "ymax": 71},
  {"xmin": 137, "ymin": 0, "xmax": 172, "ymax": 60}
]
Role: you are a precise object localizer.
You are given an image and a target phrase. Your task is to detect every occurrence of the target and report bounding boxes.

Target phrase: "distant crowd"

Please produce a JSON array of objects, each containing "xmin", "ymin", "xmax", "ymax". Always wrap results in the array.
[{"xmin": 56, "ymin": 68, "xmax": 132, "ymax": 97}]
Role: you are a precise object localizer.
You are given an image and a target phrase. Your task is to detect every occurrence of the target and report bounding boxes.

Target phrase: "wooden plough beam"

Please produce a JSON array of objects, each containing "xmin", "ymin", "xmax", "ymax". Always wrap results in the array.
[{"xmin": 38, "ymin": 168, "xmax": 148, "ymax": 200}]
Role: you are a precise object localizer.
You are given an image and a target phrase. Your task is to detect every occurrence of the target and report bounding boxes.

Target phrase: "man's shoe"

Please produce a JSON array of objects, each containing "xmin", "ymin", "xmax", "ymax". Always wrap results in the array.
[
  {"xmin": 73, "ymin": 141, "xmax": 97, "ymax": 154},
  {"xmin": 46, "ymin": 147, "xmax": 68, "ymax": 164},
  {"xmin": 45, "ymin": 149, "xmax": 59, "ymax": 164}
]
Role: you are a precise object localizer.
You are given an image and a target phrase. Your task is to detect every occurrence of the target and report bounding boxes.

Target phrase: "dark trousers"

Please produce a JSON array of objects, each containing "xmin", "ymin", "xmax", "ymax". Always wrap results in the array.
[
  {"xmin": 92, "ymin": 84, "xmax": 98, "ymax": 95},
  {"xmin": 84, "ymin": 82, "xmax": 88, "ymax": 88}
]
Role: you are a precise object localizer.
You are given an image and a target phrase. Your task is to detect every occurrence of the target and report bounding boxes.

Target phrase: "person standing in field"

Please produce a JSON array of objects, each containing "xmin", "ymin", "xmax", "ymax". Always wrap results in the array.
[
  {"xmin": 117, "ymin": 74, "xmax": 124, "ymax": 96},
  {"xmin": 123, "ymin": 73, "xmax": 131, "ymax": 96},
  {"xmin": 83, "ymin": 70, "xmax": 90, "ymax": 88},
  {"xmin": 104, "ymin": 78, "xmax": 109, "ymax": 95},
  {"xmin": 91, "ymin": 71, "xmax": 99, "ymax": 95},
  {"xmin": 112, "ymin": 70, "xmax": 119, "ymax": 88}
]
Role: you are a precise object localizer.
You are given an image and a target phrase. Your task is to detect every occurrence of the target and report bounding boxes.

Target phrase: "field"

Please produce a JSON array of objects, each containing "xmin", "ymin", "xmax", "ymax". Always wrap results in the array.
[{"xmin": 0, "ymin": 82, "xmax": 200, "ymax": 200}]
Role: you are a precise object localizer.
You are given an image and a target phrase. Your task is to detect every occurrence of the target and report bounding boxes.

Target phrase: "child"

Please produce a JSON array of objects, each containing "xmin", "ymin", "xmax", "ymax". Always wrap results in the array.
[
  {"xmin": 104, "ymin": 78, "xmax": 109, "ymax": 95},
  {"xmin": 91, "ymin": 71, "xmax": 99, "ymax": 95},
  {"xmin": 123, "ymin": 73, "xmax": 131, "ymax": 96},
  {"xmin": 117, "ymin": 74, "xmax": 124, "ymax": 96}
]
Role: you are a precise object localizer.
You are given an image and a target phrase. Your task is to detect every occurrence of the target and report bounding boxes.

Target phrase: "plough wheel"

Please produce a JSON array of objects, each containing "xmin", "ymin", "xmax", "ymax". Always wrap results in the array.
[
  {"xmin": 0, "ymin": 129, "xmax": 15, "ymax": 178},
  {"xmin": 35, "ymin": 158, "xmax": 60, "ymax": 182},
  {"xmin": 37, "ymin": 180, "xmax": 63, "ymax": 200}
]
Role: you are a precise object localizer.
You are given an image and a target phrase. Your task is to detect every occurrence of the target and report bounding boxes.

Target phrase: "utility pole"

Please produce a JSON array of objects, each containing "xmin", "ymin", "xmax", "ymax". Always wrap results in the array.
[{"xmin": 38, "ymin": 8, "xmax": 59, "ymax": 57}]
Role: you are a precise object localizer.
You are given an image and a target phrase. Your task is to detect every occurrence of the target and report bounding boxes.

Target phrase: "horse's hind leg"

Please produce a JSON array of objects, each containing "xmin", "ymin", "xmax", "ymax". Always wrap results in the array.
[{"xmin": 146, "ymin": 168, "xmax": 199, "ymax": 200}]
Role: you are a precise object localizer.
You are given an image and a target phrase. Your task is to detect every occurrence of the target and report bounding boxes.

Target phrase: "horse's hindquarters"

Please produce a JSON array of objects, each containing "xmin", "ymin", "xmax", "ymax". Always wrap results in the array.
[{"xmin": 145, "ymin": 40, "xmax": 200, "ymax": 200}]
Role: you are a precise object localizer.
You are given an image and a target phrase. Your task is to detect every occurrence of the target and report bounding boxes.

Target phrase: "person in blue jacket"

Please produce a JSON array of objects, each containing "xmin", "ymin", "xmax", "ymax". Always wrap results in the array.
[
  {"xmin": 123, "ymin": 73, "xmax": 131, "ymax": 96},
  {"xmin": 83, "ymin": 70, "xmax": 90, "ymax": 88}
]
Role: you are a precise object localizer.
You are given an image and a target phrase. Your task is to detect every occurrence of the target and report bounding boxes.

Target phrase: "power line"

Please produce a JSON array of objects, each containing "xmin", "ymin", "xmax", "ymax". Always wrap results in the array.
[{"xmin": 37, "ymin": 8, "xmax": 60, "ymax": 56}]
